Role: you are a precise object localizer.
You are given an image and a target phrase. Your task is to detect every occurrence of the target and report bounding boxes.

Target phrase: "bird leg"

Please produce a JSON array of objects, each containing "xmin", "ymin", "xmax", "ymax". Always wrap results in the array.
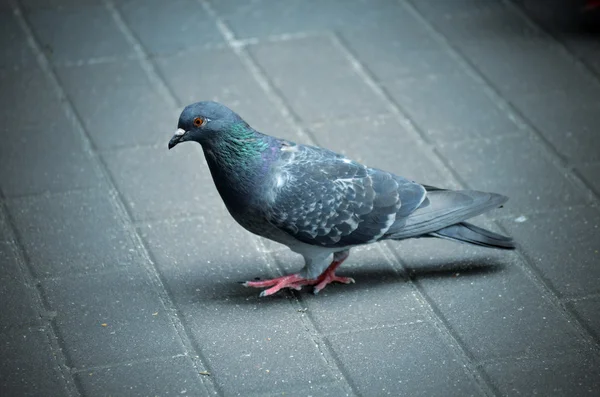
[
  {"xmin": 312, "ymin": 250, "xmax": 354, "ymax": 295},
  {"xmin": 243, "ymin": 251, "xmax": 354, "ymax": 297}
]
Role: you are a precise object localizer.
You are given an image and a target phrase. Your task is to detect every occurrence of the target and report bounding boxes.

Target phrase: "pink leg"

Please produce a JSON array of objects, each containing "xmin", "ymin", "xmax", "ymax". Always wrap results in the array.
[
  {"xmin": 313, "ymin": 251, "xmax": 354, "ymax": 295},
  {"xmin": 243, "ymin": 274, "xmax": 315, "ymax": 297},
  {"xmin": 243, "ymin": 250, "xmax": 354, "ymax": 297}
]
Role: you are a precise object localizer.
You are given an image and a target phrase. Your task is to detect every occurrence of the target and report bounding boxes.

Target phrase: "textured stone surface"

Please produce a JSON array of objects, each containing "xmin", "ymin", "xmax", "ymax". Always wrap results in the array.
[
  {"xmin": 499, "ymin": 208, "xmax": 600, "ymax": 299},
  {"xmin": 75, "ymin": 356, "xmax": 209, "ymax": 397},
  {"xmin": 483, "ymin": 351, "xmax": 600, "ymax": 396},
  {"xmin": 42, "ymin": 269, "xmax": 184, "ymax": 369},
  {"xmin": 7, "ymin": 189, "xmax": 143, "ymax": 278},
  {"xmin": 0, "ymin": 327, "xmax": 69, "ymax": 396},
  {"xmin": 327, "ymin": 321, "xmax": 484, "ymax": 396},
  {"xmin": 0, "ymin": 0, "xmax": 599, "ymax": 395}
]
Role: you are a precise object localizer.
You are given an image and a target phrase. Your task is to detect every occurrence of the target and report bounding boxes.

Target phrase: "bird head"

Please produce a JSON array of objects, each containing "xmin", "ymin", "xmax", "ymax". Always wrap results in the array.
[{"xmin": 168, "ymin": 101, "xmax": 246, "ymax": 149}]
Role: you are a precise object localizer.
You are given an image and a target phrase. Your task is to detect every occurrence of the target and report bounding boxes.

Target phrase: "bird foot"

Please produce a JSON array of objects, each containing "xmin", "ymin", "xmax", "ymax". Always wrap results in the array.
[
  {"xmin": 242, "ymin": 271, "xmax": 354, "ymax": 297},
  {"xmin": 242, "ymin": 274, "xmax": 315, "ymax": 297},
  {"xmin": 243, "ymin": 250, "xmax": 354, "ymax": 297},
  {"xmin": 313, "ymin": 272, "xmax": 355, "ymax": 295}
]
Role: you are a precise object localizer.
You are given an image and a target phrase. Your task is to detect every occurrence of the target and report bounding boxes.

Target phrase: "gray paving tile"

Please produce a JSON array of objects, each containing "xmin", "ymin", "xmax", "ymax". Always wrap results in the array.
[
  {"xmin": 384, "ymin": 72, "xmax": 521, "ymax": 143},
  {"xmin": 499, "ymin": 208, "xmax": 600, "ymax": 299},
  {"xmin": 0, "ymin": 242, "xmax": 20, "ymax": 280},
  {"xmin": 410, "ymin": 0, "xmax": 510, "ymax": 19},
  {"xmin": 103, "ymin": 145, "xmax": 216, "ymax": 221},
  {"xmin": 458, "ymin": 38, "xmax": 600, "ymax": 98},
  {"xmin": 249, "ymin": 36, "xmax": 389, "ymax": 123},
  {"xmin": 248, "ymin": 382, "xmax": 348, "ymax": 397},
  {"xmin": 559, "ymin": 33, "xmax": 600, "ymax": 75},
  {"xmin": 6, "ymin": 189, "xmax": 143, "ymax": 278},
  {"xmin": 511, "ymin": 93, "xmax": 600, "ymax": 164},
  {"xmin": 55, "ymin": 60, "xmax": 176, "ymax": 150},
  {"xmin": 483, "ymin": 351, "xmax": 600, "ymax": 396},
  {"xmin": 436, "ymin": 135, "xmax": 587, "ymax": 215},
  {"xmin": 404, "ymin": 238, "xmax": 586, "ymax": 361},
  {"xmin": 0, "ymin": 269, "xmax": 41, "ymax": 330},
  {"xmin": 0, "ymin": 12, "xmax": 36, "ymax": 69},
  {"xmin": 343, "ymin": 37, "xmax": 460, "ymax": 83},
  {"xmin": 25, "ymin": 3, "xmax": 131, "ymax": 63},
  {"xmin": 308, "ymin": 115, "xmax": 449, "ymax": 187},
  {"xmin": 0, "ymin": 212, "xmax": 11, "ymax": 242},
  {"xmin": 139, "ymin": 214, "xmax": 270, "ymax": 302},
  {"xmin": 75, "ymin": 356, "xmax": 209, "ymax": 397},
  {"xmin": 117, "ymin": 0, "xmax": 223, "ymax": 55},
  {"xmin": 569, "ymin": 296, "xmax": 600, "ymax": 340},
  {"xmin": 0, "ymin": 68, "xmax": 102, "ymax": 196},
  {"xmin": 182, "ymin": 298, "xmax": 335, "ymax": 396},
  {"xmin": 212, "ymin": 0, "xmax": 408, "ymax": 39},
  {"xmin": 576, "ymin": 163, "xmax": 600, "ymax": 196},
  {"xmin": 155, "ymin": 47, "xmax": 298, "ymax": 141},
  {"xmin": 327, "ymin": 321, "xmax": 483, "ymax": 396},
  {"xmin": 415, "ymin": 0, "xmax": 542, "ymax": 42},
  {"xmin": 42, "ymin": 269, "xmax": 184, "ymax": 369},
  {"xmin": 278, "ymin": 244, "xmax": 426, "ymax": 334},
  {"xmin": 0, "ymin": 327, "xmax": 69, "ymax": 396},
  {"xmin": 20, "ymin": 0, "xmax": 102, "ymax": 9}
]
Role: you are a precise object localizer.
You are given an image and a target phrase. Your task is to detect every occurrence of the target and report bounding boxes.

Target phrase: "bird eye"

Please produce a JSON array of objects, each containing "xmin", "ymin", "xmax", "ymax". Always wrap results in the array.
[{"xmin": 193, "ymin": 117, "xmax": 204, "ymax": 127}]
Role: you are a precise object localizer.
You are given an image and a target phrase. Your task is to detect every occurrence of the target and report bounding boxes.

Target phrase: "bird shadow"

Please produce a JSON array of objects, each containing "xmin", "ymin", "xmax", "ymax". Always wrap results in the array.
[{"xmin": 204, "ymin": 257, "xmax": 507, "ymax": 305}]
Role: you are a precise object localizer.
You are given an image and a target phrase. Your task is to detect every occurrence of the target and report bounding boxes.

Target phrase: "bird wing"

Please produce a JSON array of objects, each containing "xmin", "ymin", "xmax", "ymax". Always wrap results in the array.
[{"xmin": 264, "ymin": 144, "xmax": 426, "ymax": 248}]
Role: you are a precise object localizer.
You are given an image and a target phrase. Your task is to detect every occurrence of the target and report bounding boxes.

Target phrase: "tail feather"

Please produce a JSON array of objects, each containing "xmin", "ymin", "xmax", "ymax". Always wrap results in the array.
[
  {"xmin": 388, "ymin": 189, "xmax": 508, "ymax": 239},
  {"xmin": 429, "ymin": 222, "xmax": 515, "ymax": 250}
]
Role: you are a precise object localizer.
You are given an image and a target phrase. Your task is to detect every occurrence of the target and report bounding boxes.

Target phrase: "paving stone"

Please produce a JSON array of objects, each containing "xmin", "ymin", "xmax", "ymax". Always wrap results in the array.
[
  {"xmin": 342, "ymin": 36, "xmax": 460, "ymax": 83},
  {"xmin": 308, "ymin": 115, "xmax": 449, "ymax": 187},
  {"xmin": 212, "ymin": 0, "xmax": 408, "ymax": 39},
  {"xmin": 403, "ymin": 237, "xmax": 586, "ymax": 361},
  {"xmin": 116, "ymin": 0, "xmax": 223, "ymax": 55},
  {"xmin": 7, "ymin": 189, "xmax": 143, "ymax": 278},
  {"xmin": 20, "ymin": 0, "xmax": 102, "ymax": 9},
  {"xmin": 511, "ymin": 93, "xmax": 600, "ymax": 164},
  {"xmin": 0, "ymin": 327, "xmax": 69, "ymax": 396},
  {"xmin": 327, "ymin": 321, "xmax": 484, "ymax": 396},
  {"xmin": 384, "ymin": 72, "xmax": 521, "ymax": 143},
  {"xmin": 103, "ymin": 144, "xmax": 216, "ymax": 221},
  {"xmin": 0, "ymin": 242, "xmax": 20, "ymax": 280},
  {"xmin": 0, "ymin": 211, "xmax": 11, "ymax": 242},
  {"xmin": 558, "ymin": 33, "xmax": 600, "ymax": 75},
  {"xmin": 249, "ymin": 36, "xmax": 389, "ymax": 123},
  {"xmin": 55, "ymin": 60, "xmax": 177, "ymax": 150},
  {"xmin": 75, "ymin": 356, "xmax": 209, "ymax": 397},
  {"xmin": 436, "ymin": 135, "xmax": 587, "ymax": 215},
  {"xmin": 41, "ymin": 269, "xmax": 184, "ymax": 369},
  {"xmin": 0, "ymin": 11, "xmax": 36, "ymax": 69},
  {"xmin": 457, "ymin": 38, "xmax": 600, "ymax": 99},
  {"xmin": 26, "ymin": 3, "xmax": 131, "ymax": 64},
  {"xmin": 0, "ymin": 68, "xmax": 102, "ymax": 196},
  {"xmin": 569, "ymin": 296, "xmax": 600, "ymax": 340},
  {"xmin": 0, "ymin": 265, "xmax": 41, "ymax": 330},
  {"xmin": 499, "ymin": 208, "xmax": 600, "ymax": 299},
  {"xmin": 482, "ymin": 350, "xmax": 600, "ymax": 396},
  {"xmin": 182, "ymin": 298, "xmax": 335, "ymax": 396},
  {"xmin": 155, "ymin": 47, "xmax": 298, "ymax": 141},
  {"xmin": 248, "ymin": 382, "xmax": 349, "ymax": 397},
  {"xmin": 414, "ymin": 1, "xmax": 542, "ymax": 42},
  {"xmin": 576, "ymin": 163, "xmax": 600, "ymax": 196},
  {"xmin": 282, "ymin": 244, "xmax": 425, "ymax": 334},
  {"xmin": 139, "ymin": 214, "xmax": 270, "ymax": 302}
]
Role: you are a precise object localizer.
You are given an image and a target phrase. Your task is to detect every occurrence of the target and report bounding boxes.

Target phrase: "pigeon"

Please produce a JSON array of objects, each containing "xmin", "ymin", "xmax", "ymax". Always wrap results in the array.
[{"xmin": 168, "ymin": 101, "xmax": 515, "ymax": 297}]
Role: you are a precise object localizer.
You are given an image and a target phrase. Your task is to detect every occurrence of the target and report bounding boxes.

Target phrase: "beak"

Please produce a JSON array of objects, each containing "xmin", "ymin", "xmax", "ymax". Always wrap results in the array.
[{"xmin": 168, "ymin": 128, "xmax": 186, "ymax": 150}]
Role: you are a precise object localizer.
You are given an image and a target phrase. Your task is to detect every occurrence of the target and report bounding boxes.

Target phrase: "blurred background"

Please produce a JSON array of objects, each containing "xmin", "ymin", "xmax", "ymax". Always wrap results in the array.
[{"xmin": 1, "ymin": 0, "xmax": 599, "ymax": 396}]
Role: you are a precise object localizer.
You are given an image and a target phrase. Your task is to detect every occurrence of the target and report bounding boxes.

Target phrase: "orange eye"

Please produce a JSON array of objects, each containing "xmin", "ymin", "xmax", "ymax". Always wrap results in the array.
[{"xmin": 193, "ymin": 117, "xmax": 204, "ymax": 127}]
